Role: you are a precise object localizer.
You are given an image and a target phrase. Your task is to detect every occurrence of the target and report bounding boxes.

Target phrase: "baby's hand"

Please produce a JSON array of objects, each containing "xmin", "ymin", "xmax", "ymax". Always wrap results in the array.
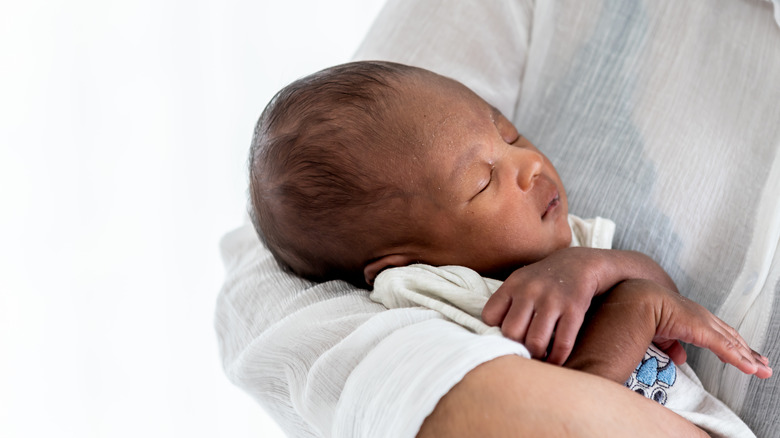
[
  {"xmin": 562, "ymin": 279, "xmax": 771, "ymax": 383},
  {"xmin": 633, "ymin": 279, "xmax": 773, "ymax": 379},
  {"xmin": 482, "ymin": 247, "xmax": 609, "ymax": 364}
]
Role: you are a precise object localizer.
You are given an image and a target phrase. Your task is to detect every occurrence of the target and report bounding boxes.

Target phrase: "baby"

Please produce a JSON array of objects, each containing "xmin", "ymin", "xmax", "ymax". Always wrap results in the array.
[{"xmin": 248, "ymin": 61, "xmax": 770, "ymax": 434}]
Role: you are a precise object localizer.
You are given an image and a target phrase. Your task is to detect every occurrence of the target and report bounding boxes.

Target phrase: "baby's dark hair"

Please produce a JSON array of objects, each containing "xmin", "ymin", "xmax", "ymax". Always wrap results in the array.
[{"xmin": 248, "ymin": 61, "xmax": 423, "ymax": 286}]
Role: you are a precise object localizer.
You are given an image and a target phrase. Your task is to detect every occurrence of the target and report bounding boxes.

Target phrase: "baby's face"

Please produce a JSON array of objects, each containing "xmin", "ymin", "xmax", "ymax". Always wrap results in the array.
[{"xmin": 375, "ymin": 73, "xmax": 572, "ymax": 279}]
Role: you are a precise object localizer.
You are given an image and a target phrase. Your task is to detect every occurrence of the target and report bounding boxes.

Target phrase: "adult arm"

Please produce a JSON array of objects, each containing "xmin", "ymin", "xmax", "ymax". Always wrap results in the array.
[{"xmin": 418, "ymin": 355, "xmax": 708, "ymax": 438}]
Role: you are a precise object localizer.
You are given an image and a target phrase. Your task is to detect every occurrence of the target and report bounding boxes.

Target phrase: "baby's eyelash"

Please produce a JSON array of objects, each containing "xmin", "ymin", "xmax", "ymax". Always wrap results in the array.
[{"xmin": 479, "ymin": 167, "xmax": 495, "ymax": 194}]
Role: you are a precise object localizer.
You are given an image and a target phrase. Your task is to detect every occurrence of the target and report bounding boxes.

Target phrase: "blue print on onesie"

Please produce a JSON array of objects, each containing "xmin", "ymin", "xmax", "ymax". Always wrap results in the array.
[{"xmin": 624, "ymin": 345, "xmax": 677, "ymax": 405}]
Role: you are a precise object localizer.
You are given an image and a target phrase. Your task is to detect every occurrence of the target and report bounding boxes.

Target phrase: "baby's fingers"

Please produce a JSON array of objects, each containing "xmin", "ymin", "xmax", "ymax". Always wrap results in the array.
[
  {"xmin": 523, "ymin": 311, "xmax": 558, "ymax": 360},
  {"xmin": 752, "ymin": 352, "xmax": 773, "ymax": 378},
  {"xmin": 499, "ymin": 300, "xmax": 534, "ymax": 342},
  {"xmin": 716, "ymin": 322, "xmax": 772, "ymax": 376},
  {"xmin": 656, "ymin": 339, "xmax": 687, "ymax": 365},
  {"xmin": 731, "ymin": 350, "xmax": 773, "ymax": 379},
  {"xmin": 546, "ymin": 313, "xmax": 583, "ymax": 365},
  {"xmin": 482, "ymin": 292, "xmax": 512, "ymax": 326},
  {"xmin": 665, "ymin": 295, "xmax": 773, "ymax": 378},
  {"xmin": 707, "ymin": 326, "xmax": 772, "ymax": 379},
  {"xmin": 722, "ymin": 351, "xmax": 773, "ymax": 379},
  {"xmin": 713, "ymin": 318, "xmax": 753, "ymax": 353},
  {"xmin": 753, "ymin": 349, "xmax": 771, "ymax": 366}
]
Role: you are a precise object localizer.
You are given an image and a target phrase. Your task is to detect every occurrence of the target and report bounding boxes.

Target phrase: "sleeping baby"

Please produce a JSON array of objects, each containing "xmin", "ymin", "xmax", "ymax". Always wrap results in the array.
[{"xmin": 247, "ymin": 60, "xmax": 772, "ymax": 437}]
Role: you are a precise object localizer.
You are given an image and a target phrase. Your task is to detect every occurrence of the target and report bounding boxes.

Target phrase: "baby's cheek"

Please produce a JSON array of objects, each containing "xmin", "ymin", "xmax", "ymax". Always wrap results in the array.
[{"xmin": 557, "ymin": 217, "xmax": 574, "ymax": 248}]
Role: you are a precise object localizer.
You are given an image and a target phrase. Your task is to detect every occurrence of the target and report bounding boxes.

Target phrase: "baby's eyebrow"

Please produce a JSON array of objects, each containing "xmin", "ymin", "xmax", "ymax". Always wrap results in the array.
[{"xmin": 449, "ymin": 143, "xmax": 486, "ymax": 187}]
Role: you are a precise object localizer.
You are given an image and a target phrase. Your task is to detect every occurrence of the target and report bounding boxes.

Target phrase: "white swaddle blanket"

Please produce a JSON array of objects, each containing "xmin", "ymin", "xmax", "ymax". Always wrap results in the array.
[{"xmin": 371, "ymin": 215, "xmax": 755, "ymax": 438}]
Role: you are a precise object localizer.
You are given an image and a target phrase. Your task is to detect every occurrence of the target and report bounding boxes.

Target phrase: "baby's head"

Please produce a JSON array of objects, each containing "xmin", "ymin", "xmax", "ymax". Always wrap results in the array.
[{"xmin": 250, "ymin": 61, "xmax": 572, "ymax": 286}]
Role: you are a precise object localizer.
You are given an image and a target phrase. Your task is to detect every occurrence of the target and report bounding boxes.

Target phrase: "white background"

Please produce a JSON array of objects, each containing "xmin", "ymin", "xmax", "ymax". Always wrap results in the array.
[{"xmin": 0, "ymin": 0, "xmax": 387, "ymax": 436}]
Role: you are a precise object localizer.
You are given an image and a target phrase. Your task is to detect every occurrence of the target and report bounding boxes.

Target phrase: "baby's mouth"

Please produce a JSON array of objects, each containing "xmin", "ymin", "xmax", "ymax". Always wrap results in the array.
[{"xmin": 542, "ymin": 193, "xmax": 560, "ymax": 219}]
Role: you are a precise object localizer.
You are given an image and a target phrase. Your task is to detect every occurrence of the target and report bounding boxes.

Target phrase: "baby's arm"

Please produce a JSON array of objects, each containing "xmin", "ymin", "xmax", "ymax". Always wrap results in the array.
[
  {"xmin": 563, "ymin": 278, "xmax": 772, "ymax": 382},
  {"xmin": 483, "ymin": 247, "xmax": 678, "ymax": 364}
]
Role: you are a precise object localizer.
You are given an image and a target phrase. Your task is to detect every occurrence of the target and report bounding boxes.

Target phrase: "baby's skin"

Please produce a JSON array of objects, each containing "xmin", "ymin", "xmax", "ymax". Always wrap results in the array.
[{"xmin": 564, "ymin": 278, "xmax": 772, "ymax": 382}]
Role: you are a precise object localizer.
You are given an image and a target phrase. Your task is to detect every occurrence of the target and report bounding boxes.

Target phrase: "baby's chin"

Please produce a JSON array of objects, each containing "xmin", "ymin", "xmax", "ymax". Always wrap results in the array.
[
  {"xmin": 560, "ymin": 230, "xmax": 574, "ymax": 249},
  {"xmin": 479, "ymin": 253, "xmax": 556, "ymax": 280}
]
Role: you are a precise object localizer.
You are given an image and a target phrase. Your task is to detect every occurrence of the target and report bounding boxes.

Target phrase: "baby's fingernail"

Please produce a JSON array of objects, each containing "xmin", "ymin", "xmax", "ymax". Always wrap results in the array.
[
  {"xmin": 753, "ymin": 351, "xmax": 770, "ymax": 365},
  {"xmin": 741, "ymin": 356, "xmax": 759, "ymax": 369}
]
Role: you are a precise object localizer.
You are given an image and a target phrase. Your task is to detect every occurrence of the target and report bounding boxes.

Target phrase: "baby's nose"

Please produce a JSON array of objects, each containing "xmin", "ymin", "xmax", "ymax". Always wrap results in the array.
[{"xmin": 516, "ymin": 149, "xmax": 543, "ymax": 191}]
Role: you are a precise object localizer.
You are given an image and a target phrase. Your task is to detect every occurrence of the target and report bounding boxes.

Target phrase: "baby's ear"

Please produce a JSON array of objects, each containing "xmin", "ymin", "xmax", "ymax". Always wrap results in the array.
[{"xmin": 363, "ymin": 254, "xmax": 416, "ymax": 285}]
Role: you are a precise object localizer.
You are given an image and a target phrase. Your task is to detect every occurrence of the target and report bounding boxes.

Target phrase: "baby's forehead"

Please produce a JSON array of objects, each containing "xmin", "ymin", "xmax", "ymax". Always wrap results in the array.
[
  {"xmin": 402, "ymin": 75, "xmax": 494, "ymax": 120},
  {"xmin": 365, "ymin": 71, "xmax": 501, "ymax": 175},
  {"xmin": 403, "ymin": 72, "xmax": 480, "ymax": 101}
]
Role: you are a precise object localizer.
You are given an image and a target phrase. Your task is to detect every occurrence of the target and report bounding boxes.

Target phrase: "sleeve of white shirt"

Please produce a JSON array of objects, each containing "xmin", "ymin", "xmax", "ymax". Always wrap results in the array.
[{"xmin": 215, "ymin": 223, "xmax": 529, "ymax": 438}]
